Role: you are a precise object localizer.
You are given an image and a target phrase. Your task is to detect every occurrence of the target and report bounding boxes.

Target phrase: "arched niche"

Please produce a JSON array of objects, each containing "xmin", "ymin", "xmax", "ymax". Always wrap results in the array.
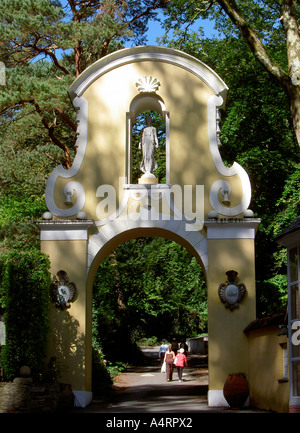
[{"xmin": 126, "ymin": 92, "xmax": 170, "ymax": 184}]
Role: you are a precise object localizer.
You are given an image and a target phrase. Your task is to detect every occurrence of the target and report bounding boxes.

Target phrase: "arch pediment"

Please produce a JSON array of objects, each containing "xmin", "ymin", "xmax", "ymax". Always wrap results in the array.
[
  {"xmin": 45, "ymin": 46, "xmax": 251, "ymax": 223},
  {"xmin": 68, "ymin": 46, "xmax": 228, "ymax": 105}
]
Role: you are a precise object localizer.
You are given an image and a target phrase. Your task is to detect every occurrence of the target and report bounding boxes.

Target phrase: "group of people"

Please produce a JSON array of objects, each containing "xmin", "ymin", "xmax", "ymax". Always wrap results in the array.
[{"xmin": 159, "ymin": 338, "xmax": 188, "ymax": 382}]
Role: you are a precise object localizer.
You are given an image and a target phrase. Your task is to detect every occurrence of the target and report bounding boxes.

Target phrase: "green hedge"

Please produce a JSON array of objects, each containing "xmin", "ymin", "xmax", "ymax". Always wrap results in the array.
[{"xmin": 0, "ymin": 250, "xmax": 51, "ymax": 381}]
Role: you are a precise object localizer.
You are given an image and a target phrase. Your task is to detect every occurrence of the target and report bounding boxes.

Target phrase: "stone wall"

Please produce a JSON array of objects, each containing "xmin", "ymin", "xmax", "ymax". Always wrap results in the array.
[{"xmin": 0, "ymin": 378, "xmax": 74, "ymax": 413}]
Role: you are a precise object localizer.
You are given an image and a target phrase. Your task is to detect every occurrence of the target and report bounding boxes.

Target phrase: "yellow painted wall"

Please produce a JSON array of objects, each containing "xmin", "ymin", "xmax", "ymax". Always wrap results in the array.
[
  {"xmin": 247, "ymin": 328, "xmax": 289, "ymax": 413},
  {"xmin": 207, "ymin": 237, "xmax": 256, "ymax": 391},
  {"xmin": 41, "ymin": 239, "xmax": 92, "ymax": 392}
]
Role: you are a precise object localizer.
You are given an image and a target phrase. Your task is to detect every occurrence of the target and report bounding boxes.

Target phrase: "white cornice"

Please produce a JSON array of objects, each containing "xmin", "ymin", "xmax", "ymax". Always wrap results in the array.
[
  {"xmin": 205, "ymin": 218, "xmax": 261, "ymax": 239},
  {"xmin": 36, "ymin": 220, "xmax": 94, "ymax": 241}
]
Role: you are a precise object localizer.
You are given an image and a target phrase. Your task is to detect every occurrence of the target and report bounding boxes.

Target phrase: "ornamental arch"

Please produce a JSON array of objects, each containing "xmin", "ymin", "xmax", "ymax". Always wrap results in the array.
[{"xmin": 37, "ymin": 46, "xmax": 260, "ymax": 408}]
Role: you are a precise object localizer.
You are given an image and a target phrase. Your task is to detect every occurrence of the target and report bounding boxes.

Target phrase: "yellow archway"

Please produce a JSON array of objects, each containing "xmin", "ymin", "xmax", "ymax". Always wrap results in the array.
[{"xmin": 38, "ymin": 46, "xmax": 260, "ymax": 408}]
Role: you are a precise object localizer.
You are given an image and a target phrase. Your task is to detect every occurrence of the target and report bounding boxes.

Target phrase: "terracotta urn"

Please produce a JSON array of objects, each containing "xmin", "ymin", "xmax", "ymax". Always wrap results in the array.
[{"xmin": 223, "ymin": 374, "xmax": 249, "ymax": 408}]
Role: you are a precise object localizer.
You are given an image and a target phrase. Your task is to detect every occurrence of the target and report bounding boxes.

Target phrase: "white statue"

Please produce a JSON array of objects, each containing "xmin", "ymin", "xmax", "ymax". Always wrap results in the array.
[{"xmin": 138, "ymin": 115, "xmax": 159, "ymax": 174}]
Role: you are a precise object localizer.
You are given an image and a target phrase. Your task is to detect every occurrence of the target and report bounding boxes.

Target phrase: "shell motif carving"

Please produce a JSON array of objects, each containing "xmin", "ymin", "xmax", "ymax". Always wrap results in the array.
[{"xmin": 136, "ymin": 76, "xmax": 160, "ymax": 93}]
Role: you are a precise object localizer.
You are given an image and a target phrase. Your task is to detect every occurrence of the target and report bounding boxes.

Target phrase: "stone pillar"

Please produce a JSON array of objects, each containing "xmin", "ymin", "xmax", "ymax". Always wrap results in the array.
[
  {"xmin": 205, "ymin": 218, "xmax": 260, "ymax": 407},
  {"xmin": 37, "ymin": 219, "xmax": 94, "ymax": 408}
]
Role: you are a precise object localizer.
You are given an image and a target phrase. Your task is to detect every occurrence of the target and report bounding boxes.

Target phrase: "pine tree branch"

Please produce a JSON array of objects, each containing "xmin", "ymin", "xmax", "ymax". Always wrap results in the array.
[
  {"xmin": 7, "ymin": 31, "xmax": 72, "ymax": 75},
  {"xmin": 126, "ymin": 0, "xmax": 169, "ymax": 28},
  {"xmin": 44, "ymin": 151, "xmax": 62, "ymax": 165},
  {"xmin": 40, "ymin": 48, "xmax": 73, "ymax": 76},
  {"xmin": 55, "ymin": 107, "xmax": 77, "ymax": 132},
  {"xmin": 30, "ymin": 100, "xmax": 72, "ymax": 169},
  {"xmin": 25, "ymin": 42, "xmax": 72, "ymax": 76}
]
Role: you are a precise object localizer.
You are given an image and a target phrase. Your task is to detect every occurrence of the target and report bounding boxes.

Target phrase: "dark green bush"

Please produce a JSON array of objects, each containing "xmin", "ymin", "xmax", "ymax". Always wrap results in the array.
[{"xmin": 0, "ymin": 250, "xmax": 50, "ymax": 381}]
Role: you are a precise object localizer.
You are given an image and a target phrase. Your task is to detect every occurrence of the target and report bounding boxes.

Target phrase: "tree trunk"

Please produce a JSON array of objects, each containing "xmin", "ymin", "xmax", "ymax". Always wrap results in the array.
[
  {"xmin": 289, "ymin": 85, "xmax": 300, "ymax": 146},
  {"xmin": 30, "ymin": 100, "xmax": 72, "ymax": 169},
  {"xmin": 75, "ymin": 40, "xmax": 83, "ymax": 77},
  {"xmin": 281, "ymin": 0, "xmax": 300, "ymax": 145}
]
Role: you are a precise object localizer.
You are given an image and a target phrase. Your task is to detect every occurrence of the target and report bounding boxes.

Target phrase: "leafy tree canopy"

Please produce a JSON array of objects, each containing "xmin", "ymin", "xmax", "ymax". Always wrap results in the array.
[
  {"xmin": 158, "ymin": 23, "xmax": 299, "ymax": 316},
  {"xmin": 162, "ymin": 0, "xmax": 300, "ymax": 147},
  {"xmin": 0, "ymin": 0, "xmax": 167, "ymax": 169}
]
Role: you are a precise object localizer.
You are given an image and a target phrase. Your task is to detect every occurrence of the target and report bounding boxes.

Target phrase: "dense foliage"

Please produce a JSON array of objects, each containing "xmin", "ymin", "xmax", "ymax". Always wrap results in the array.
[
  {"xmin": 93, "ymin": 237, "xmax": 207, "ymax": 361},
  {"xmin": 158, "ymin": 22, "xmax": 299, "ymax": 317},
  {"xmin": 162, "ymin": 0, "xmax": 300, "ymax": 147},
  {"xmin": 0, "ymin": 0, "xmax": 166, "ymax": 170},
  {"xmin": 0, "ymin": 250, "xmax": 51, "ymax": 380}
]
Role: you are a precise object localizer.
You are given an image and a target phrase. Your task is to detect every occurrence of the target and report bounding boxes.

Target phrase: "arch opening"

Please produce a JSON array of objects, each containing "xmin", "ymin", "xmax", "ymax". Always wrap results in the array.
[
  {"xmin": 87, "ymin": 224, "xmax": 208, "ymax": 291},
  {"xmin": 90, "ymin": 233, "xmax": 208, "ymax": 395}
]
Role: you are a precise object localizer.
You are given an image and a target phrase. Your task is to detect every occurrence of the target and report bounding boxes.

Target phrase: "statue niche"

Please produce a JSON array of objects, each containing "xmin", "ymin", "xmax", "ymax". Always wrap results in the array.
[
  {"xmin": 130, "ymin": 109, "xmax": 166, "ymax": 185},
  {"xmin": 127, "ymin": 79, "xmax": 169, "ymax": 185}
]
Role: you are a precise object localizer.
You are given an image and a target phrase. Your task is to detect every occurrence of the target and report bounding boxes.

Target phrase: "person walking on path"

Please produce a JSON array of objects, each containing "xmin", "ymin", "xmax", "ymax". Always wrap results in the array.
[
  {"xmin": 158, "ymin": 339, "xmax": 169, "ymax": 366},
  {"xmin": 163, "ymin": 345, "xmax": 175, "ymax": 382},
  {"xmin": 174, "ymin": 348, "xmax": 187, "ymax": 382}
]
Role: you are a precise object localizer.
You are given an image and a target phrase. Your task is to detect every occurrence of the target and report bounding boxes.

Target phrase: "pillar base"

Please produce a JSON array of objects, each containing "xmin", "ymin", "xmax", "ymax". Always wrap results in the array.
[
  {"xmin": 208, "ymin": 390, "xmax": 229, "ymax": 407},
  {"xmin": 208, "ymin": 390, "xmax": 249, "ymax": 407},
  {"xmin": 138, "ymin": 172, "xmax": 158, "ymax": 185}
]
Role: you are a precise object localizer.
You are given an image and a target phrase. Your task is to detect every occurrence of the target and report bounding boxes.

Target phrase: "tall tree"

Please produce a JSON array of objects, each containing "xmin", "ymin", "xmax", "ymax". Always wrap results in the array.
[
  {"xmin": 158, "ymin": 27, "xmax": 299, "ymax": 316},
  {"xmin": 163, "ymin": 0, "xmax": 300, "ymax": 147},
  {"xmin": 0, "ymin": 0, "xmax": 167, "ymax": 170}
]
